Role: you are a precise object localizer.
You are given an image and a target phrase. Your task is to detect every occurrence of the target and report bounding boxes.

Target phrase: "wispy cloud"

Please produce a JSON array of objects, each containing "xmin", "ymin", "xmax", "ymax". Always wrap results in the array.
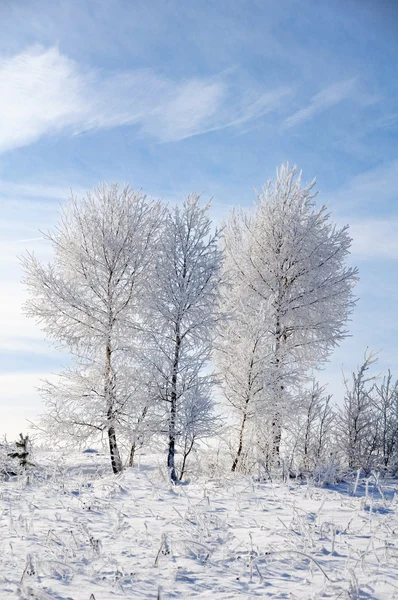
[
  {"xmin": 342, "ymin": 160, "xmax": 398, "ymax": 205},
  {"xmin": 143, "ymin": 82, "xmax": 291, "ymax": 142},
  {"xmin": 1, "ymin": 237, "xmax": 44, "ymax": 246},
  {"xmin": 283, "ymin": 78, "xmax": 357, "ymax": 128},
  {"xmin": 0, "ymin": 179, "xmax": 85, "ymax": 200},
  {"xmin": 325, "ymin": 160, "xmax": 398, "ymax": 212},
  {"xmin": 0, "ymin": 46, "xmax": 290, "ymax": 151},
  {"xmin": 349, "ymin": 218, "xmax": 398, "ymax": 260},
  {"xmin": 0, "ymin": 47, "xmax": 84, "ymax": 152}
]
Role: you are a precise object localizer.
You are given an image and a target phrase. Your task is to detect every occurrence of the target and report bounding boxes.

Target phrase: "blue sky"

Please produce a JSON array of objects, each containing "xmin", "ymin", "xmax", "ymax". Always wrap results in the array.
[{"xmin": 0, "ymin": 0, "xmax": 397, "ymax": 437}]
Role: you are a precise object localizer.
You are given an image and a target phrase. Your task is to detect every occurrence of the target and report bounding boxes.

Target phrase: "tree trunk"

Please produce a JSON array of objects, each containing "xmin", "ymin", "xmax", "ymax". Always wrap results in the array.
[
  {"xmin": 128, "ymin": 406, "xmax": 148, "ymax": 468},
  {"xmin": 271, "ymin": 315, "xmax": 283, "ymax": 465},
  {"xmin": 168, "ymin": 328, "xmax": 181, "ymax": 484},
  {"xmin": 232, "ymin": 345, "xmax": 258, "ymax": 473},
  {"xmin": 232, "ymin": 407, "xmax": 248, "ymax": 472},
  {"xmin": 271, "ymin": 415, "xmax": 282, "ymax": 463},
  {"xmin": 303, "ymin": 403, "xmax": 312, "ymax": 470},
  {"xmin": 107, "ymin": 420, "xmax": 122, "ymax": 474},
  {"xmin": 167, "ymin": 410, "xmax": 177, "ymax": 483},
  {"xmin": 105, "ymin": 342, "xmax": 122, "ymax": 474},
  {"xmin": 129, "ymin": 442, "xmax": 136, "ymax": 467},
  {"xmin": 179, "ymin": 437, "xmax": 195, "ymax": 481}
]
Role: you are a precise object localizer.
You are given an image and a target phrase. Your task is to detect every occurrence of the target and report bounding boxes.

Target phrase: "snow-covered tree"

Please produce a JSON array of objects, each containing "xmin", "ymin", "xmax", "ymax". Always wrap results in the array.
[
  {"xmin": 8, "ymin": 433, "xmax": 33, "ymax": 470},
  {"xmin": 285, "ymin": 381, "xmax": 334, "ymax": 473},
  {"xmin": 177, "ymin": 377, "xmax": 220, "ymax": 480},
  {"xmin": 219, "ymin": 164, "xmax": 357, "ymax": 469},
  {"xmin": 23, "ymin": 184, "xmax": 164, "ymax": 473},
  {"xmin": 145, "ymin": 195, "xmax": 223, "ymax": 482},
  {"xmin": 338, "ymin": 352, "xmax": 379, "ymax": 473},
  {"xmin": 373, "ymin": 370, "xmax": 398, "ymax": 471},
  {"xmin": 214, "ymin": 275, "xmax": 268, "ymax": 472},
  {"xmin": 37, "ymin": 357, "xmax": 157, "ymax": 467}
]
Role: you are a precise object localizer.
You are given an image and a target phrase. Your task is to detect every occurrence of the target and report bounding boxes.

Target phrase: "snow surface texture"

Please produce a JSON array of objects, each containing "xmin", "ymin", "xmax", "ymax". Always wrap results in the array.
[{"xmin": 1, "ymin": 451, "xmax": 398, "ymax": 599}]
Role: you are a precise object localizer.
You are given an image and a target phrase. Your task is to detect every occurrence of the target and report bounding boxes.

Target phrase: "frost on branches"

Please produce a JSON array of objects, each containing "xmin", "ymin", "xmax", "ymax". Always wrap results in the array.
[
  {"xmin": 337, "ymin": 353, "xmax": 398, "ymax": 475},
  {"xmin": 20, "ymin": 167, "xmax": 365, "ymax": 480},
  {"xmin": 144, "ymin": 195, "xmax": 224, "ymax": 482},
  {"xmin": 22, "ymin": 184, "xmax": 164, "ymax": 473},
  {"xmin": 285, "ymin": 381, "xmax": 335, "ymax": 474},
  {"xmin": 218, "ymin": 164, "xmax": 358, "ymax": 471}
]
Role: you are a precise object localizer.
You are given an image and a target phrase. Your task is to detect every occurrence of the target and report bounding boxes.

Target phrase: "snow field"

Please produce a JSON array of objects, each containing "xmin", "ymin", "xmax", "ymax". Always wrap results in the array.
[{"xmin": 1, "ymin": 451, "xmax": 398, "ymax": 599}]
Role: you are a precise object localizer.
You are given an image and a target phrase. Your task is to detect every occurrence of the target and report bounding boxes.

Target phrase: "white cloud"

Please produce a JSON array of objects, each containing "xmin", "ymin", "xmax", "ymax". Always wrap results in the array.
[
  {"xmin": 0, "ymin": 47, "xmax": 85, "ymax": 152},
  {"xmin": 0, "ymin": 283, "xmax": 48, "ymax": 352},
  {"xmin": 284, "ymin": 78, "xmax": 357, "ymax": 128},
  {"xmin": 0, "ymin": 372, "xmax": 51, "ymax": 439},
  {"xmin": 0, "ymin": 214, "xmax": 67, "ymax": 439},
  {"xmin": 330, "ymin": 160, "xmax": 398, "ymax": 209},
  {"xmin": 0, "ymin": 46, "xmax": 290, "ymax": 151},
  {"xmin": 349, "ymin": 218, "xmax": 398, "ymax": 260},
  {"xmin": 0, "ymin": 205, "xmax": 56, "ymax": 356},
  {"xmin": 142, "ymin": 77, "xmax": 227, "ymax": 142},
  {"xmin": 219, "ymin": 87, "xmax": 292, "ymax": 129},
  {"xmin": 0, "ymin": 179, "xmax": 86, "ymax": 200}
]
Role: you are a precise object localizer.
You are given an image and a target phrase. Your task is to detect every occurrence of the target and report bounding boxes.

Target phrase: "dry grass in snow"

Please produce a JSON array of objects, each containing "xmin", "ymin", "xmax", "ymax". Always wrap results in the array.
[{"xmin": 1, "ymin": 450, "xmax": 398, "ymax": 599}]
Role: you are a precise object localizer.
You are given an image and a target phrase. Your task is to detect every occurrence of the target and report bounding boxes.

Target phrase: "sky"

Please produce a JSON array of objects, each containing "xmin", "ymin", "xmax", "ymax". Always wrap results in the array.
[{"xmin": 0, "ymin": 0, "xmax": 397, "ymax": 438}]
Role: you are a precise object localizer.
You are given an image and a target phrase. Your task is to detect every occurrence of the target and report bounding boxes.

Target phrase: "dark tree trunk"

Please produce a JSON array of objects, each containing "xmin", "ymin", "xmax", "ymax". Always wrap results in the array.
[
  {"xmin": 129, "ymin": 442, "xmax": 136, "ymax": 467},
  {"xmin": 105, "ymin": 342, "xmax": 122, "ymax": 474},
  {"xmin": 107, "ymin": 421, "xmax": 122, "ymax": 474},
  {"xmin": 271, "ymin": 315, "xmax": 284, "ymax": 465},
  {"xmin": 271, "ymin": 415, "xmax": 282, "ymax": 463},
  {"xmin": 179, "ymin": 438, "xmax": 195, "ymax": 481},
  {"xmin": 232, "ymin": 406, "xmax": 248, "ymax": 472},
  {"xmin": 168, "ymin": 328, "xmax": 181, "ymax": 484},
  {"xmin": 167, "ymin": 421, "xmax": 177, "ymax": 483}
]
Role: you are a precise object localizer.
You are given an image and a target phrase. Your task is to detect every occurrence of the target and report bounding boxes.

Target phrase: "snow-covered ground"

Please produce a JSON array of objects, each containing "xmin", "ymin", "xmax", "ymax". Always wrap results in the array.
[{"xmin": 2, "ymin": 451, "xmax": 398, "ymax": 599}]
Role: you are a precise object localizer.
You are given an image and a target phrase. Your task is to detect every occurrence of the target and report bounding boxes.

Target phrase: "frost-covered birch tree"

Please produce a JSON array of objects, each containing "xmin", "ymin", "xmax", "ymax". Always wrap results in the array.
[
  {"xmin": 145, "ymin": 194, "xmax": 223, "ymax": 482},
  {"xmin": 215, "ymin": 273, "xmax": 268, "ymax": 472},
  {"xmin": 218, "ymin": 164, "xmax": 358, "ymax": 469},
  {"xmin": 22, "ymin": 184, "xmax": 163, "ymax": 473},
  {"xmin": 37, "ymin": 358, "xmax": 157, "ymax": 468}
]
